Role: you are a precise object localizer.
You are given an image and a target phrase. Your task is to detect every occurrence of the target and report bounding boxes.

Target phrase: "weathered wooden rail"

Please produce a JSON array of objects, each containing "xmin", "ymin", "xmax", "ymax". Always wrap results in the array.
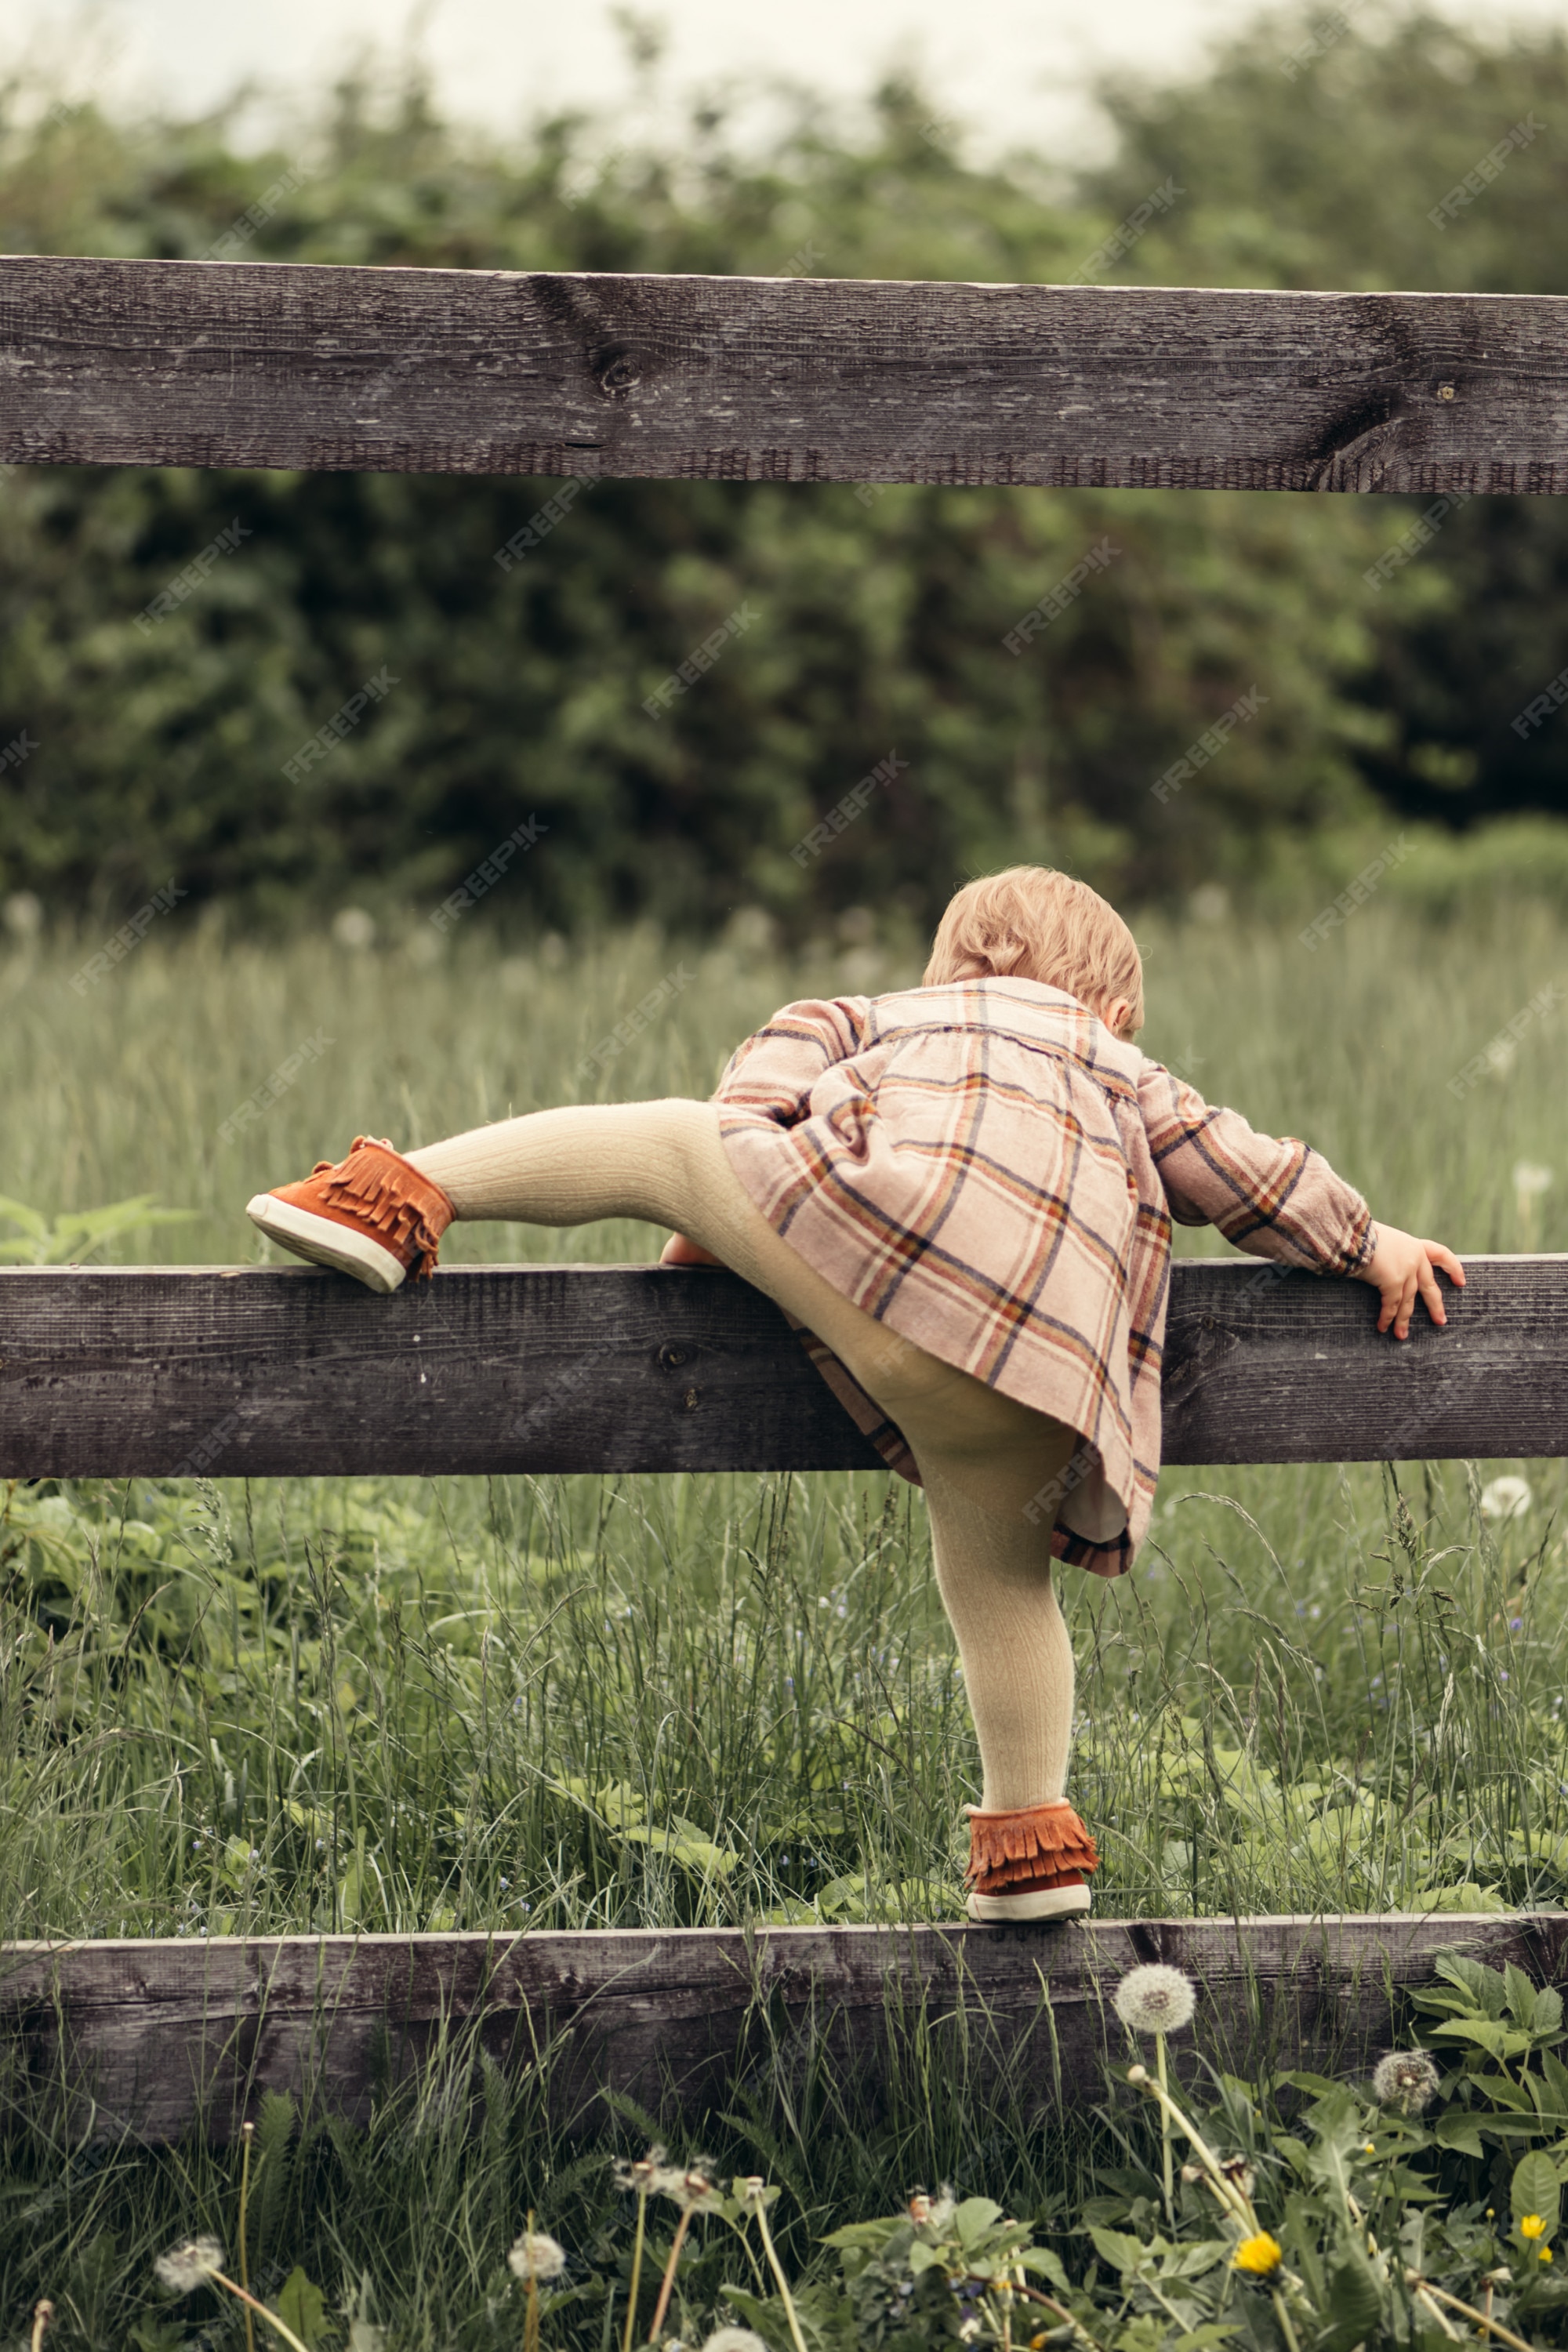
[
  {"xmin": 3, "ymin": 257, "xmax": 1566, "ymax": 492},
  {"xmin": 0, "ymin": 1254, "xmax": 1560, "ymax": 1478},
  {"xmin": 3, "ymin": 1915, "xmax": 1566, "ymax": 2145},
  {"xmin": 2, "ymin": 1256, "xmax": 1560, "ymax": 2140},
  {"xmin": 5, "ymin": 253, "xmax": 1566, "ymax": 2141}
]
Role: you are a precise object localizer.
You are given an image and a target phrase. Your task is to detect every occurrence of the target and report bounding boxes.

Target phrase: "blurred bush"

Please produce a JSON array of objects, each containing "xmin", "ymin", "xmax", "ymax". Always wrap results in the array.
[{"xmin": 0, "ymin": 7, "xmax": 1564, "ymax": 935}]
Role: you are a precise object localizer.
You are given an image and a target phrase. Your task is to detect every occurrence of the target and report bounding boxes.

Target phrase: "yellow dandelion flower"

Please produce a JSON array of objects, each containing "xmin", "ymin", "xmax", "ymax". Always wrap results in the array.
[
  {"xmin": 1541, "ymin": 2248, "xmax": 1555, "ymax": 2265},
  {"xmin": 1232, "ymin": 2234, "xmax": 1283, "ymax": 2276},
  {"xmin": 1520, "ymin": 2216, "xmax": 1547, "ymax": 2241},
  {"xmin": 1363, "ymin": 2143, "xmax": 1376, "ymax": 2156}
]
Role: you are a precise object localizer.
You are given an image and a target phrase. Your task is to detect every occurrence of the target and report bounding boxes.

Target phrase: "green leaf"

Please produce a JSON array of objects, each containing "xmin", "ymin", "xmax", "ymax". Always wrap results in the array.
[
  {"xmin": 907, "ymin": 2241, "xmax": 945, "ymax": 2274},
  {"xmin": 1534, "ymin": 1986, "xmax": 1566, "ymax": 2038},
  {"xmin": 821, "ymin": 2220, "xmax": 903, "ymax": 2252},
  {"xmin": 710, "ymin": 2285, "xmax": 789, "ymax": 2347},
  {"xmin": 274, "ymin": 2268, "xmax": 331, "ymax": 2351},
  {"xmin": 1019, "ymin": 2247, "xmax": 1073, "ymax": 2293},
  {"xmin": 1323, "ymin": 2254, "xmax": 1385, "ymax": 2352},
  {"xmin": 1279, "ymin": 2071, "xmax": 1342, "ymax": 2099},
  {"xmin": 1505, "ymin": 1962, "xmax": 1541, "ymax": 2024},
  {"xmin": 1512, "ymin": 2151, "xmax": 1561, "ymax": 2234},
  {"xmin": 1161, "ymin": 2241, "xmax": 1233, "ymax": 2280},
  {"xmin": 0, "ymin": 1195, "xmax": 50, "ymax": 1240},
  {"xmin": 953, "ymin": 2196, "xmax": 1004, "ymax": 2249},
  {"xmin": 1429, "ymin": 2018, "xmax": 1533, "ymax": 2060},
  {"xmin": 1432, "ymin": 2113, "xmax": 1486, "ymax": 2159},
  {"xmin": 1435, "ymin": 1955, "xmax": 1510, "ymax": 2013},
  {"xmin": 1088, "ymin": 2227, "xmax": 1147, "ymax": 2274}
]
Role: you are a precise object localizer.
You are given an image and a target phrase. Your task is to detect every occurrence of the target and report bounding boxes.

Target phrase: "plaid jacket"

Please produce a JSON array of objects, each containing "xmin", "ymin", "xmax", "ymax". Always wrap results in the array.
[{"xmin": 715, "ymin": 978, "xmax": 1374, "ymax": 1577}]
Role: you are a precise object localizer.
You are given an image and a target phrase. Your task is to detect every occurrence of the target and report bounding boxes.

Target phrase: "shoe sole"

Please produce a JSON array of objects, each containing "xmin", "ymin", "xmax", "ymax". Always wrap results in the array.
[
  {"xmin": 967, "ymin": 1884, "xmax": 1093, "ymax": 1924},
  {"xmin": 246, "ymin": 1194, "xmax": 408, "ymax": 1294}
]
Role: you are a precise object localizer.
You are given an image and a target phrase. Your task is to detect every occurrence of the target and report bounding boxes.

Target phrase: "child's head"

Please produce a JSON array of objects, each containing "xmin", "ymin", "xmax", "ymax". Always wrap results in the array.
[{"xmin": 923, "ymin": 866, "xmax": 1143, "ymax": 1036}]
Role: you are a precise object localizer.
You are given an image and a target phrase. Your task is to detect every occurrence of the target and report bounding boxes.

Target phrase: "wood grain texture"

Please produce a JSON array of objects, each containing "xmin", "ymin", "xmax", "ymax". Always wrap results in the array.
[
  {"xmin": 3, "ymin": 257, "xmax": 1567, "ymax": 491},
  {"xmin": 0, "ymin": 1256, "xmax": 1559, "ymax": 1479},
  {"xmin": 2, "ymin": 1916, "xmax": 1563, "ymax": 2143}
]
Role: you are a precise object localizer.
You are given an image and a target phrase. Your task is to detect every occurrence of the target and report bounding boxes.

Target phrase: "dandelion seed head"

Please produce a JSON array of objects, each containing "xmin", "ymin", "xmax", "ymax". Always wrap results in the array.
[
  {"xmin": 155, "ymin": 2238, "xmax": 225, "ymax": 2294},
  {"xmin": 1372, "ymin": 2050, "xmax": 1440, "ymax": 2114},
  {"xmin": 659, "ymin": 2163, "xmax": 718, "ymax": 2211},
  {"xmin": 1481, "ymin": 1475, "xmax": 1533, "ymax": 1525},
  {"xmin": 614, "ymin": 2145, "xmax": 667, "ymax": 2194},
  {"xmin": 1113, "ymin": 1963, "xmax": 1197, "ymax": 2035},
  {"xmin": 508, "ymin": 2232, "xmax": 566, "ymax": 2283},
  {"xmin": 699, "ymin": 2332, "xmax": 769, "ymax": 2352}
]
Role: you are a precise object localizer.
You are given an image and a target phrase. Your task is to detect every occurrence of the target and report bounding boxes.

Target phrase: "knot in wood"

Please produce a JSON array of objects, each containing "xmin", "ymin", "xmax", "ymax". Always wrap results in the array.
[{"xmin": 595, "ymin": 352, "xmax": 641, "ymax": 398}]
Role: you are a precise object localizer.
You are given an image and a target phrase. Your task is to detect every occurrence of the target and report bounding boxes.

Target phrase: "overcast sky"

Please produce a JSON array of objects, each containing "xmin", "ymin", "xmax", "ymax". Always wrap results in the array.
[{"xmin": 28, "ymin": 0, "xmax": 1568, "ymax": 165}]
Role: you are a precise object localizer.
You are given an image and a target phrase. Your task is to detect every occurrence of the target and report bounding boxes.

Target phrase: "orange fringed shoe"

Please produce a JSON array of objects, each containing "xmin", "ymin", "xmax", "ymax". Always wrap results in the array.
[
  {"xmin": 964, "ymin": 1798, "xmax": 1098, "ymax": 1924},
  {"xmin": 246, "ymin": 1138, "xmax": 455, "ymax": 1294}
]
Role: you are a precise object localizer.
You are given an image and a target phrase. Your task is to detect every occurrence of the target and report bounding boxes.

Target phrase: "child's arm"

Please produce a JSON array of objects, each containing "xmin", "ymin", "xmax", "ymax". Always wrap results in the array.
[
  {"xmin": 1139, "ymin": 1060, "xmax": 1463, "ymax": 1341},
  {"xmin": 660, "ymin": 995, "xmax": 873, "ymax": 1268}
]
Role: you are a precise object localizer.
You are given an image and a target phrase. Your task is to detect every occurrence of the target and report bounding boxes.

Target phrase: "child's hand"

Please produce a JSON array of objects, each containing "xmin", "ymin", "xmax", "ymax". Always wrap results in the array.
[
  {"xmin": 659, "ymin": 1231, "xmax": 725, "ymax": 1268},
  {"xmin": 1353, "ymin": 1224, "xmax": 1465, "ymax": 1340}
]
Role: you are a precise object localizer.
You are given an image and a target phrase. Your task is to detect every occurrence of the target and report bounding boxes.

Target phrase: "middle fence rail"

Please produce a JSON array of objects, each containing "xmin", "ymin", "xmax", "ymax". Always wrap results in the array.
[{"xmin": 0, "ymin": 1254, "xmax": 1562, "ymax": 1477}]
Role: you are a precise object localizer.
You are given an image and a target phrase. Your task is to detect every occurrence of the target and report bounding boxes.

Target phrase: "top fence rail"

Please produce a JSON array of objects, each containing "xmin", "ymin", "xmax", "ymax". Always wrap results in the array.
[{"xmin": 2, "ymin": 259, "xmax": 1566, "ymax": 492}]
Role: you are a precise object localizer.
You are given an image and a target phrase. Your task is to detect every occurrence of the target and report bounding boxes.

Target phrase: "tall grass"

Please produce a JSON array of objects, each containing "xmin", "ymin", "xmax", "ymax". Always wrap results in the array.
[
  {"xmin": 2, "ymin": 900, "xmax": 1566, "ymax": 1944},
  {"xmin": 2, "ymin": 898, "xmax": 1566, "ymax": 2342}
]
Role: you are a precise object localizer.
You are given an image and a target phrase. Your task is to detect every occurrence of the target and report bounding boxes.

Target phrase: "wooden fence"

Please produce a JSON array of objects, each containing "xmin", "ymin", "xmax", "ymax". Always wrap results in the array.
[
  {"xmin": 5, "ymin": 1916, "xmax": 1567, "ymax": 2146},
  {"xmin": 0, "ymin": 1254, "xmax": 1561, "ymax": 1478},
  {"xmin": 4, "ymin": 258, "xmax": 1568, "ymax": 492},
  {"xmin": 2, "ymin": 251, "xmax": 1565, "ymax": 2139},
  {"xmin": 2, "ymin": 1250, "xmax": 1563, "ymax": 2137}
]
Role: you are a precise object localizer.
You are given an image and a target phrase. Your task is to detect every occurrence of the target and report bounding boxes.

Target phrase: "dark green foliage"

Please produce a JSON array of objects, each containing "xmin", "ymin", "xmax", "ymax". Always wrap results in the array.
[
  {"xmin": 1083, "ymin": 9, "xmax": 1568, "ymax": 834},
  {"xmin": 2, "ymin": 12, "xmax": 1566, "ymax": 933}
]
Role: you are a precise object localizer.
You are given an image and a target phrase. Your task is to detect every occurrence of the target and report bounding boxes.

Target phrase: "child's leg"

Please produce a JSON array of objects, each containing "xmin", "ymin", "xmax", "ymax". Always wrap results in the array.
[
  {"xmin": 920, "ymin": 1469, "xmax": 1076, "ymax": 1812},
  {"xmin": 408, "ymin": 1098, "xmax": 1084, "ymax": 1824}
]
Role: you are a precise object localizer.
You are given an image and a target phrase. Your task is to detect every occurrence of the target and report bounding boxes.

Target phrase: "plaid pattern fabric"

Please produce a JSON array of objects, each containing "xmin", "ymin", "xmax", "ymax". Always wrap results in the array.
[{"xmin": 716, "ymin": 978, "xmax": 1374, "ymax": 1577}]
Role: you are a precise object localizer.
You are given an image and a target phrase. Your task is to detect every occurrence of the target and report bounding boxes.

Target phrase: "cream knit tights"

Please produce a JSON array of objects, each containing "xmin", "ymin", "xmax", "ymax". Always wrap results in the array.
[{"xmin": 408, "ymin": 1096, "xmax": 1080, "ymax": 1813}]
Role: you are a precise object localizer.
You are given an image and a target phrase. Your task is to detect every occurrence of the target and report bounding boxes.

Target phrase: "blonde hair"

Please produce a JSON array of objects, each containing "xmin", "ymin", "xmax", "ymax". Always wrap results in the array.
[{"xmin": 923, "ymin": 866, "xmax": 1143, "ymax": 1034}]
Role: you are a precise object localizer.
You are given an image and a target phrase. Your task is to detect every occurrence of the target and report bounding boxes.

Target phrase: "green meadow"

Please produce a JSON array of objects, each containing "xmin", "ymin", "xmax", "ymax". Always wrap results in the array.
[{"xmin": 2, "ymin": 898, "xmax": 1566, "ymax": 2349}]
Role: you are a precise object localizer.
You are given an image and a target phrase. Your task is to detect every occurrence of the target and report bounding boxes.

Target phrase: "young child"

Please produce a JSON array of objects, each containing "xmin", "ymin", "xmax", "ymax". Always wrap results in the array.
[{"xmin": 248, "ymin": 867, "xmax": 1465, "ymax": 1924}]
